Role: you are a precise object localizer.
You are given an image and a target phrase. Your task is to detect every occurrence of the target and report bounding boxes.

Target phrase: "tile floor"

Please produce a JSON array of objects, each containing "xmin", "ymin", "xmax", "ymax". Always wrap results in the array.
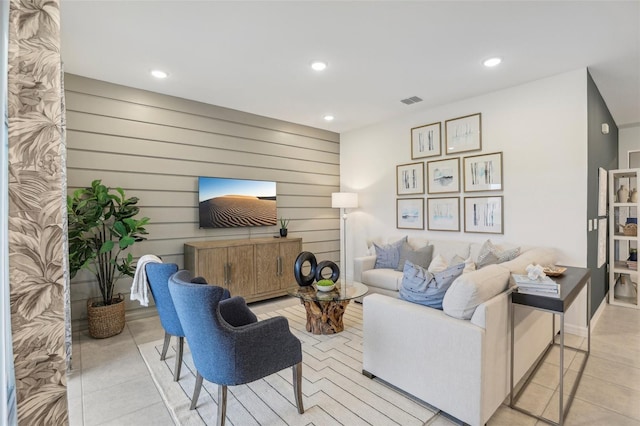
[{"xmin": 68, "ymin": 297, "xmax": 640, "ymax": 426}]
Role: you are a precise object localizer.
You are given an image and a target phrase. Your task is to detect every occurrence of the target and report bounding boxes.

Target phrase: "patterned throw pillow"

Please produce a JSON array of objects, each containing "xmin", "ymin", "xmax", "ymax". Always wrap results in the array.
[
  {"xmin": 373, "ymin": 236, "xmax": 408, "ymax": 269},
  {"xmin": 396, "ymin": 244, "xmax": 434, "ymax": 271},
  {"xmin": 400, "ymin": 261, "xmax": 465, "ymax": 309},
  {"xmin": 476, "ymin": 240, "xmax": 520, "ymax": 269}
]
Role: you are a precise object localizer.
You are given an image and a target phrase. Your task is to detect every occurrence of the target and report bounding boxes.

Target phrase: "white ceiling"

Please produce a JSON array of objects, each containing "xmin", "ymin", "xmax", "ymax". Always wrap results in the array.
[{"xmin": 60, "ymin": 1, "xmax": 640, "ymax": 134}]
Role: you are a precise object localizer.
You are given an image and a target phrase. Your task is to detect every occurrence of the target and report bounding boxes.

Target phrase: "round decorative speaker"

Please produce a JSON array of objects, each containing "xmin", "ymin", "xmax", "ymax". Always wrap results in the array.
[
  {"xmin": 294, "ymin": 251, "xmax": 317, "ymax": 286},
  {"xmin": 315, "ymin": 260, "xmax": 340, "ymax": 283}
]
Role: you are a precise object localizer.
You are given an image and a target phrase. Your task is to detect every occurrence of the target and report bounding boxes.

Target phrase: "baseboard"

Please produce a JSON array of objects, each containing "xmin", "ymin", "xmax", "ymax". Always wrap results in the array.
[
  {"xmin": 563, "ymin": 297, "xmax": 606, "ymax": 337},
  {"xmin": 72, "ymin": 306, "xmax": 159, "ymax": 332}
]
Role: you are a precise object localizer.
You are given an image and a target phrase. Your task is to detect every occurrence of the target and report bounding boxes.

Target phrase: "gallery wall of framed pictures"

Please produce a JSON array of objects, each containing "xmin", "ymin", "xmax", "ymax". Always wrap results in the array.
[{"xmin": 396, "ymin": 112, "xmax": 505, "ymax": 234}]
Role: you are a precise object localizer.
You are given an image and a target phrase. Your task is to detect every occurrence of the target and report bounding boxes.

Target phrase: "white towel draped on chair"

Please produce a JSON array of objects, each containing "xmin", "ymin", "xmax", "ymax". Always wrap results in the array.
[{"xmin": 131, "ymin": 254, "xmax": 163, "ymax": 306}]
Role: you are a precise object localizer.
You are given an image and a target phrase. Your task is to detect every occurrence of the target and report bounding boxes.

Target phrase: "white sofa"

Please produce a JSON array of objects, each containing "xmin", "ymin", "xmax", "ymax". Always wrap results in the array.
[{"xmin": 359, "ymin": 237, "xmax": 557, "ymax": 426}]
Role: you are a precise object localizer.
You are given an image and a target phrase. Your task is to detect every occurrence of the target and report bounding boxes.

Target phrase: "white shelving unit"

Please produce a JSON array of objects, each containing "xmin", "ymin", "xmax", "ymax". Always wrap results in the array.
[{"xmin": 608, "ymin": 168, "xmax": 639, "ymax": 308}]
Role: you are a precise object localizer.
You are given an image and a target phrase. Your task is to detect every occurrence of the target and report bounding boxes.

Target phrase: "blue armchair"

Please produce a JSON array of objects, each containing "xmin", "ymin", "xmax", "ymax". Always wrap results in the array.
[
  {"xmin": 145, "ymin": 263, "xmax": 184, "ymax": 381},
  {"xmin": 168, "ymin": 270, "xmax": 304, "ymax": 425}
]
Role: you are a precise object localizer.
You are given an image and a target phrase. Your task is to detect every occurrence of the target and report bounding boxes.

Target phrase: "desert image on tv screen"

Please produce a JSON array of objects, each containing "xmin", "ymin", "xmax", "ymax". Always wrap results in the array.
[{"xmin": 198, "ymin": 177, "xmax": 277, "ymax": 228}]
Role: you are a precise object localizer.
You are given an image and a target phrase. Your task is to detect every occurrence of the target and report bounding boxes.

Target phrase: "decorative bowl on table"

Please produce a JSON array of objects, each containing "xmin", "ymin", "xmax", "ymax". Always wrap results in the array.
[
  {"xmin": 316, "ymin": 279, "xmax": 336, "ymax": 292},
  {"xmin": 543, "ymin": 266, "xmax": 567, "ymax": 277}
]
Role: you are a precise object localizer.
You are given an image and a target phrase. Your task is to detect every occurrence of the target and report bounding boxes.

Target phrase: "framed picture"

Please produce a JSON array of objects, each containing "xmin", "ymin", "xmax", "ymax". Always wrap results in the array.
[
  {"xmin": 427, "ymin": 157, "xmax": 460, "ymax": 194},
  {"xmin": 464, "ymin": 196, "xmax": 503, "ymax": 234},
  {"xmin": 411, "ymin": 122, "xmax": 441, "ymax": 159},
  {"xmin": 427, "ymin": 197, "xmax": 460, "ymax": 232},
  {"xmin": 598, "ymin": 167, "xmax": 607, "ymax": 216},
  {"xmin": 397, "ymin": 198, "xmax": 424, "ymax": 230},
  {"xmin": 463, "ymin": 152, "xmax": 503, "ymax": 192},
  {"xmin": 397, "ymin": 162, "xmax": 425, "ymax": 195},
  {"xmin": 445, "ymin": 113, "xmax": 482, "ymax": 154}
]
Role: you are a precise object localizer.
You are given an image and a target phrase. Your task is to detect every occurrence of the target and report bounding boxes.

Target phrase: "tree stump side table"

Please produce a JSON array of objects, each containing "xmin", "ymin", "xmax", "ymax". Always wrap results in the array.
[{"xmin": 287, "ymin": 281, "xmax": 368, "ymax": 335}]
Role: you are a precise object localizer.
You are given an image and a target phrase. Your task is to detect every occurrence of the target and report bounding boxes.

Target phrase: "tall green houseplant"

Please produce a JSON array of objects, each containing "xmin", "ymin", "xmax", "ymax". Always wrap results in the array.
[{"xmin": 67, "ymin": 180, "xmax": 150, "ymax": 306}]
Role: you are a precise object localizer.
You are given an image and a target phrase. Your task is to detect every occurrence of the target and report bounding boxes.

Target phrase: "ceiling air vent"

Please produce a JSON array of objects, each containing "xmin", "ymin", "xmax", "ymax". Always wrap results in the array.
[{"xmin": 400, "ymin": 96, "xmax": 423, "ymax": 105}]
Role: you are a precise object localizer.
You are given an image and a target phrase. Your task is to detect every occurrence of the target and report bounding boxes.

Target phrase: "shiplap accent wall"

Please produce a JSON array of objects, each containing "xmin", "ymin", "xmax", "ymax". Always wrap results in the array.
[{"xmin": 65, "ymin": 74, "xmax": 340, "ymax": 323}]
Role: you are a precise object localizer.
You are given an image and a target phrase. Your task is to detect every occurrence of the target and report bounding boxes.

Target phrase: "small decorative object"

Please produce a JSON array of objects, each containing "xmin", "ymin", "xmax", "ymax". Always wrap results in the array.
[
  {"xmin": 617, "ymin": 184, "xmax": 629, "ymax": 203},
  {"xmin": 397, "ymin": 198, "xmax": 424, "ymax": 230},
  {"xmin": 542, "ymin": 265, "xmax": 567, "ymax": 277},
  {"xmin": 629, "ymin": 248, "xmax": 638, "ymax": 262},
  {"xmin": 294, "ymin": 251, "xmax": 317, "ymax": 286},
  {"xmin": 279, "ymin": 217, "xmax": 289, "ymax": 237},
  {"xmin": 396, "ymin": 162, "xmax": 425, "ymax": 195},
  {"xmin": 315, "ymin": 260, "xmax": 340, "ymax": 283},
  {"xmin": 463, "ymin": 152, "xmax": 503, "ymax": 192},
  {"xmin": 623, "ymin": 223, "xmax": 637, "ymax": 236},
  {"xmin": 445, "ymin": 113, "xmax": 482, "ymax": 154},
  {"xmin": 411, "ymin": 122, "xmax": 441, "ymax": 159},
  {"xmin": 630, "ymin": 188, "xmax": 638, "ymax": 203},
  {"xmin": 526, "ymin": 264, "xmax": 546, "ymax": 280},
  {"xmin": 316, "ymin": 279, "xmax": 336, "ymax": 292}
]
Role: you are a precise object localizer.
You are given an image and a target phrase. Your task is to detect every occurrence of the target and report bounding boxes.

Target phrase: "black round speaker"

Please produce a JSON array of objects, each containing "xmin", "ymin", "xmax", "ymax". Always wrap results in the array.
[
  {"xmin": 293, "ymin": 251, "xmax": 317, "ymax": 286},
  {"xmin": 315, "ymin": 260, "xmax": 340, "ymax": 283}
]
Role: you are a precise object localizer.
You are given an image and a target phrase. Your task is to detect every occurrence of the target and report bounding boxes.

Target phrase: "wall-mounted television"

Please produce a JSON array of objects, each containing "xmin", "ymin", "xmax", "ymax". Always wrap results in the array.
[{"xmin": 198, "ymin": 177, "xmax": 277, "ymax": 228}]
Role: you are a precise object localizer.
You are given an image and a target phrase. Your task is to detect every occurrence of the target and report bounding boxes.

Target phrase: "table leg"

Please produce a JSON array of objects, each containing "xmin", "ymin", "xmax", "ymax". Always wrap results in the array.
[{"xmin": 301, "ymin": 299, "xmax": 350, "ymax": 334}]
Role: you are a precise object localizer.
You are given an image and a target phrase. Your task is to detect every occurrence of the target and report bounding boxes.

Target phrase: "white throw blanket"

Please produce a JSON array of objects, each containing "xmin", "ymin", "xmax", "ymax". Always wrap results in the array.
[{"xmin": 130, "ymin": 254, "xmax": 163, "ymax": 306}]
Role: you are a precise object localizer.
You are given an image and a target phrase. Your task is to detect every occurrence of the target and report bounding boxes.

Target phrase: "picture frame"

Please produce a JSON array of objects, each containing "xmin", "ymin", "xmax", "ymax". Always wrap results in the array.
[
  {"xmin": 396, "ymin": 162, "xmax": 425, "ymax": 195},
  {"xmin": 445, "ymin": 113, "xmax": 482, "ymax": 154},
  {"xmin": 427, "ymin": 157, "xmax": 460, "ymax": 194},
  {"xmin": 464, "ymin": 196, "xmax": 503, "ymax": 234},
  {"xmin": 411, "ymin": 122, "xmax": 441, "ymax": 159},
  {"xmin": 427, "ymin": 197, "xmax": 460, "ymax": 232},
  {"xmin": 463, "ymin": 152, "xmax": 503, "ymax": 192},
  {"xmin": 598, "ymin": 167, "xmax": 607, "ymax": 217},
  {"xmin": 397, "ymin": 198, "xmax": 424, "ymax": 230}
]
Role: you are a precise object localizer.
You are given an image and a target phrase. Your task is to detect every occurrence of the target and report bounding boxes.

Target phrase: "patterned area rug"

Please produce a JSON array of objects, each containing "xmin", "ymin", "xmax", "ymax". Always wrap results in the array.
[{"xmin": 138, "ymin": 303, "xmax": 438, "ymax": 425}]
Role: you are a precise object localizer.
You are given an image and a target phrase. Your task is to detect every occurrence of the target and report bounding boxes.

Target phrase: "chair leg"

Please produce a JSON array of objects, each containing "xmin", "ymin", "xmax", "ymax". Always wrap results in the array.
[
  {"xmin": 293, "ymin": 362, "xmax": 304, "ymax": 414},
  {"xmin": 173, "ymin": 336, "xmax": 184, "ymax": 381},
  {"xmin": 217, "ymin": 385, "xmax": 227, "ymax": 426},
  {"xmin": 190, "ymin": 372, "xmax": 203, "ymax": 410},
  {"xmin": 160, "ymin": 332, "xmax": 171, "ymax": 361}
]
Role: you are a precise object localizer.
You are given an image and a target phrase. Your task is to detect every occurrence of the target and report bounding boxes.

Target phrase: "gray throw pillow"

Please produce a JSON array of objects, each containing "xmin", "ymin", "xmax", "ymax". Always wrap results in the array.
[
  {"xmin": 476, "ymin": 240, "xmax": 520, "ymax": 269},
  {"xmin": 399, "ymin": 260, "xmax": 464, "ymax": 309},
  {"xmin": 374, "ymin": 236, "xmax": 408, "ymax": 269},
  {"xmin": 396, "ymin": 244, "xmax": 434, "ymax": 271}
]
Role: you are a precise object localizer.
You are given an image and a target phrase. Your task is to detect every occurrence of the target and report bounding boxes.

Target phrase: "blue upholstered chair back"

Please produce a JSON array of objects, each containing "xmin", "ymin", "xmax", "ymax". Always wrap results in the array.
[
  {"xmin": 168, "ymin": 269, "xmax": 237, "ymax": 384},
  {"xmin": 145, "ymin": 263, "xmax": 183, "ymax": 337}
]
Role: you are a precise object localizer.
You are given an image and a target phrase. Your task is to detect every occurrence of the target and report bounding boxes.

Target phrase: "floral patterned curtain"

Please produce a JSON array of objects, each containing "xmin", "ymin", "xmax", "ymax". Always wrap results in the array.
[{"xmin": 7, "ymin": 0, "xmax": 68, "ymax": 424}]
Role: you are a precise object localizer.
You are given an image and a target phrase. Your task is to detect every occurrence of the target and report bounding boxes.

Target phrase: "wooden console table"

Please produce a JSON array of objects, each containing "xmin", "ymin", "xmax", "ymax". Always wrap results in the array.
[{"xmin": 510, "ymin": 266, "xmax": 591, "ymax": 426}]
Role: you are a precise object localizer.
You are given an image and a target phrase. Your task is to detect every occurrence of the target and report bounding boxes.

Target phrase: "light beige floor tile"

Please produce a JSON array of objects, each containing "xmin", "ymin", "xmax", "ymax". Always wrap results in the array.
[
  {"xmin": 511, "ymin": 382, "xmax": 554, "ymax": 417},
  {"xmin": 542, "ymin": 388, "xmax": 640, "ymax": 425},
  {"xmin": 97, "ymin": 401, "xmax": 175, "ymax": 426},
  {"xmin": 81, "ymin": 349, "xmax": 151, "ymax": 394},
  {"xmin": 67, "ymin": 367, "xmax": 83, "ymax": 400},
  {"xmin": 126, "ymin": 315, "xmax": 165, "ymax": 345},
  {"xmin": 426, "ymin": 414, "xmax": 458, "ymax": 425},
  {"xmin": 487, "ymin": 404, "xmax": 537, "ymax": 426},
  {"xmin": 68, "ymin": 396, "xmax": 84, "ymax": 426},
  {"xmin": 83, "ymin": 375, "xmax": 163, "ymax": 426},
  {"xmin": 570, "ymin": 352, "xmax": 640, "ymax": 392}
]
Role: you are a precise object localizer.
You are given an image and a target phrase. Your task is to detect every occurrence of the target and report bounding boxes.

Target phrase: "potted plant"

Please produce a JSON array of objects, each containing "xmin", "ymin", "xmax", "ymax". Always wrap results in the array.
[
  {"xmin": 67, "ymin": 180, "xmax": 150, "ymax": 338},
  {"xmin": 279, "ymin": 218, "xmax": 290, "ymax": 237}
]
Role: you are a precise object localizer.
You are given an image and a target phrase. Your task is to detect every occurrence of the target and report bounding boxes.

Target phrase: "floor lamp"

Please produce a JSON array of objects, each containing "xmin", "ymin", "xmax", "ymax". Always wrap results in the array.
[{"xmin": 332, "ymin": 192, "xmax": 358, "ymax": 288}]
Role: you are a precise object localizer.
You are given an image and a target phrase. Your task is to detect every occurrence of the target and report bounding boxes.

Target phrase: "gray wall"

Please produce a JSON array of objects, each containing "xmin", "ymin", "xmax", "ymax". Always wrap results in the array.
[
  {"xmin": 65, "ymin": 74, "xmax": 340, "ymax": 323},
  {"xmin": 587, "ymin": 71, "xmax": 619, "ymax": 317}
]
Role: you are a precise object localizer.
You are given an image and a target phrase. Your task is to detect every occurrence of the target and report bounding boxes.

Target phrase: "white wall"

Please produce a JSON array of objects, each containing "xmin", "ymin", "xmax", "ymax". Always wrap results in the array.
[
  {"xmin": 341, "ymin": 69, "xmax": 590, "ymax": 328},
  {"xmin": 619, "ymin": 125, "xmax": 640, "ymax": 168}
]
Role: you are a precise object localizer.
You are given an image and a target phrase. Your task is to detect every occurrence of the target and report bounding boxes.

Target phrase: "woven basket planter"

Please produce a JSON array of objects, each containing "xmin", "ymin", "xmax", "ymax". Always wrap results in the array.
[
  {"xmin": 87, "ymin": 295, "xmax": 125, "ymax": 339},
  {"xmin": 624, "ymin": 223, "xmax": 637, "ymax": 236}
]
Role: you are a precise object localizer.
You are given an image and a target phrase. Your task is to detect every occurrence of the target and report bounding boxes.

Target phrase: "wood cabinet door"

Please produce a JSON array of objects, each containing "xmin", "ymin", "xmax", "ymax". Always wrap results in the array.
[
  {"xmin": 279, "ymin": 240, "xmax": 302, "ymax": 289},
  {"xmin": 227, "ymin": 245, "xmax": 255, "ymax": 298},
  {"xmin": 197, "ymin": 248, "xmax": 227, "ymax": 287},
  {"xmin": 255, "ymin": 242, "xmax": 281, "ymax": 294}
]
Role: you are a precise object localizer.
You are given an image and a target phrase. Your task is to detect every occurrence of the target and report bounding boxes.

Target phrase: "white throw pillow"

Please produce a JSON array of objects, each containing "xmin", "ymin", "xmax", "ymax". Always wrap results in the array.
[
  {"xmin": 428, "ymin": 254, "xmax": 449, "ymax": 273},
  {"xmin": 442, "ymin": 264, "xmax": 510, "ymax": 320}
]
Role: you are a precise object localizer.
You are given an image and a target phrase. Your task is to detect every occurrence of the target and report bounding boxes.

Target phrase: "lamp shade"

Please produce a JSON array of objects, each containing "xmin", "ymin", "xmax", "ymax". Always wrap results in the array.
[{"xmin": 332, "ymin": 192, "xmax": 358, "ymax": 209}]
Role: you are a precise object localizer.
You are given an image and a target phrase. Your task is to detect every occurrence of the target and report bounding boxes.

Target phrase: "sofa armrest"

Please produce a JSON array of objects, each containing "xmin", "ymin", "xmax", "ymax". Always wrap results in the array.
[{"xmin": 354, "ymin": 255, "xmax": 376, "ymax": 282}]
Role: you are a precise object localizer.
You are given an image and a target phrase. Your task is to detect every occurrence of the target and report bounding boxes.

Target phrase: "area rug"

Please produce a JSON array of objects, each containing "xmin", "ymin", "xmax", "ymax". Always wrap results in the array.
[{"xmin": 138, "ymin": 303, "xmax": 438, "ymax": 425}]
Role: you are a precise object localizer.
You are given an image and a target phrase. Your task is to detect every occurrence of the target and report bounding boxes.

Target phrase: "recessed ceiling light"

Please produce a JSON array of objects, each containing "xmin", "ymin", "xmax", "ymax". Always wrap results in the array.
[
  {"xmin": 311, "ymin": 61, "xmax": 328, "ymax": 71},
  {"xmin": 323, "ymin": 115, "xmax": 334, "ymax": 121},
  {"xmin": 483, "ymin": 57, "xmax": 502, "ymax": 68},
  {"xmin": 150, "ymin": 69, "xmax": 168, "ymax": 79}
]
